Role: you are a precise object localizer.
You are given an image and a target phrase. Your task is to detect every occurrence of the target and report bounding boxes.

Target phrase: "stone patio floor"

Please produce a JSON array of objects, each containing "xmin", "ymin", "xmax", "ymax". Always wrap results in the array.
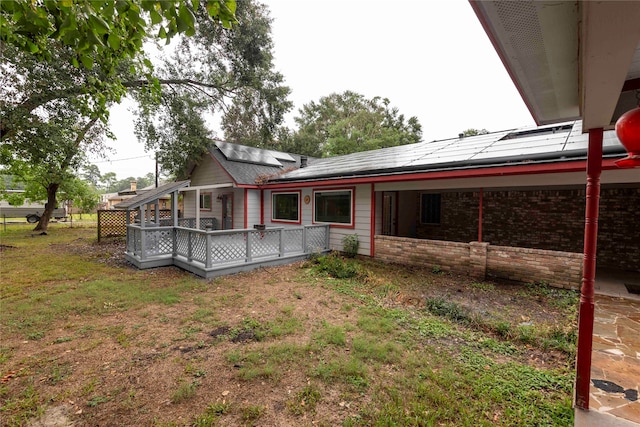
[{"xmin": 581, "ymin": 272, "xmax": 640, "ymax": 426}]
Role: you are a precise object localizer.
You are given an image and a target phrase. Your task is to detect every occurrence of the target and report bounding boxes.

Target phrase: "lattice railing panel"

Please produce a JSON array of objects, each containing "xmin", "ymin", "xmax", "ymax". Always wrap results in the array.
[
  {"xmin": 175, "ymin": 229, "xmax": 190, "ymax": 257},
  {"xmin": 283, "ymin": 228, "xmax": 304, "ymax": 254},
  {"xmin": 306, "ymin": 226, "xmax": 327, "ymax": 253},
  {"xmin": 191, "ymin": 234, "xmax": 207, "ymax": 263},
  {"xmin": 144, "ymin": 229, "xmax": 173, "ymax": 256},
  {"xmin": 250, "ymin": 230, "xmax": 280, "ymax": 258},
  {"xmin": 178, "ymin": 218, "xmax": 195, "ymax": 229},
  {"xmin": 210, "ymin": 233, "xmax": 246, "ymax": 262},
  {"xmin": 131, "ymin": 224, "xmax": 329, "ymax": 268},
  {"xmin": 127, "ymin": 227, "xmax": 141, "ymax": 254},
  {"xmin": 178, "ymin": 217, "xmax": 218, "ymax": 230}
]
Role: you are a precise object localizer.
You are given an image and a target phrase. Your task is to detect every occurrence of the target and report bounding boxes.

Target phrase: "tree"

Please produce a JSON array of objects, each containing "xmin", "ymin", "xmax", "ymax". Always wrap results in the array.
[
  {"xmin": 62, "ymin": 178, "xmax": 101, "ymax": 217},
  {"xmin": 281, "ymin": 91, "xmax": 422, "ymax": 157},
  {"xmin": 0, "ymin": 1, "xmax": 238, "ymax": 140},
  {"xmin": 82, "ymin": 164, "xmax": 102, "ymax": 187},
  {"xmin": 134, "ymin": 0, "xmax": 292, "ymax": 176},
  {"xmin": 461, "ymin": 128, "xmax": 489, "ymax": 137},
  {"xmin": 100, "ymin": 172, "xmax": 117, "ymax": 191},
  {"xmin": 2, "ymin": 0, "xmax": 290, "ymax": 228},
  {"xmin": 0, "ymin": 104, "xmax": 107, "ymax": 231},
  {"xmin": 1, "ymin": 1, "xmax": 237, "ymax": 68}
]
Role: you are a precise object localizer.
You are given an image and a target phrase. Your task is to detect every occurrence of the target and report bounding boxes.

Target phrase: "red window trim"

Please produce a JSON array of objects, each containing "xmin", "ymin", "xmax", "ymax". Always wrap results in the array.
[
  {"xmin": 312, "ymin": 186, "xmax": 356, "ymax": 229},
  {"xmin": 271, "ymin": 190, "xmax": 302, "ymax": 225}
]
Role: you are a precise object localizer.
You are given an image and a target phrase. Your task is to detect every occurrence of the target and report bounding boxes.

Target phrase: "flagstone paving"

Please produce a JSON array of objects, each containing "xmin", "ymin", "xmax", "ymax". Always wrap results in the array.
[{"xmin": 590, "ymin": 295, "xmax": 640, "ymax": 424}]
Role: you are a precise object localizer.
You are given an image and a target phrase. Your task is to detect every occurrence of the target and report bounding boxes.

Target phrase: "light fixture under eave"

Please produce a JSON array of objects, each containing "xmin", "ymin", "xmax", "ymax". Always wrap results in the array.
[{"xmin": 615, "ymin": 106, "xmax": 640, "ymax": 168}]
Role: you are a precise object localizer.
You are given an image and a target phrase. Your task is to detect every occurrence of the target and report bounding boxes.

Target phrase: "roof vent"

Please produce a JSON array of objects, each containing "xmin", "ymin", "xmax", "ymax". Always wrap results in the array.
[
  {"xmin": 300, "ymin": 156, "xmax": 308, "ymax": 168},
  {"xmin": 458, "ymin": 133, "xmax": 464, "ymax": 139}
]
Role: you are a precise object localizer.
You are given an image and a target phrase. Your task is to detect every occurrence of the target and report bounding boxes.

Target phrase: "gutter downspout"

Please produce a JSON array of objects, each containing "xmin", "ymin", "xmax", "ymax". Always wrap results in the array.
[{"xmin": 575, "ymin": 128, "xmax": 603, "ymax": 410}]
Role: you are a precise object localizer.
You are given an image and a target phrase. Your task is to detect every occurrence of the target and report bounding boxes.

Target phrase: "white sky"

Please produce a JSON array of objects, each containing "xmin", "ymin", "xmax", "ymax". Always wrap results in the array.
[{"xmin": 95, "ymin": 0, "xmax": 535, "ymax": 179}]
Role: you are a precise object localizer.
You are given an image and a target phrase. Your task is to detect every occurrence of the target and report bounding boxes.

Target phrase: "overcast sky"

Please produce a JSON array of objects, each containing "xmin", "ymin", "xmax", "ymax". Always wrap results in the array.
[{"xmin": 95, "ymin": 0, "xmax": 535, "ymax": 179}]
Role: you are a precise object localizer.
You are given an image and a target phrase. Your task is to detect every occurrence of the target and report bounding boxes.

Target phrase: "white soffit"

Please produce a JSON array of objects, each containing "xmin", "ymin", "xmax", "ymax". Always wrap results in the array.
[
  {"xmin": 471, "ymin": 1, "xmax": 580, "ymax": 125},
  {"xmin": 580, "ymin": 1, "xmax": 640, "ymax": 130}
]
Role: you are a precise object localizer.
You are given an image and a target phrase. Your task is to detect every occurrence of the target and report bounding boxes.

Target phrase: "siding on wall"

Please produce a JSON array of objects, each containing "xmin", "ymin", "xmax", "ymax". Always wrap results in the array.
[
  {"xmin": 245, "ymin": 189, "xmax": 261, "ymax": 228},
  {"xmin": 184, "ymin": 154, "xmax": 234, "ymax": 221},
  {"xmin": 231, "ymin": 188, "xmax": 244, "ymax": 229},
  {"xmin": 263, "ymin": 184, "xmax": 372, "ymax": 256},
  {"xmin": 184, "ymin": 191, "xmax": 223, "ymax": 220}
]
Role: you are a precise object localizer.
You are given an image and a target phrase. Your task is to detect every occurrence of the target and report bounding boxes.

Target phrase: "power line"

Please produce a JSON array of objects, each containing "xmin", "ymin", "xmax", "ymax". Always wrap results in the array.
[{"xmin": 92, "ymin": 154, "xmax": 153, "ymax": 163}]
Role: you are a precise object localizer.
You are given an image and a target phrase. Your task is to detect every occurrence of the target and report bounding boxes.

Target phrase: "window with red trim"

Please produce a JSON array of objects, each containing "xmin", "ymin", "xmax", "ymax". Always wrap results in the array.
[
  {"xmin": 272, "ymin": 192, "xmax": 299, "ymax": 222},
  {"xmin": 314, "ymin": 189, "xmax": 352, "ymax": 225}
]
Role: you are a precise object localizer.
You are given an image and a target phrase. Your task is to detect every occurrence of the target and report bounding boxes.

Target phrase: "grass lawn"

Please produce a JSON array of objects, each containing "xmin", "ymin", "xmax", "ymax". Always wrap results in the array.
[{"xmin": 0, "ymin": 225, "xmax": 578, "ymax": 426}]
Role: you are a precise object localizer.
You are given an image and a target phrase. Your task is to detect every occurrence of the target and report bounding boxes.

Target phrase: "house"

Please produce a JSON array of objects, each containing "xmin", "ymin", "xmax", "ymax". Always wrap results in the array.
[
  {"xmin": 178, "ymin": 124, "xmax": 637, "ymax": 287},
  {"xmin": 120, "ymin": 121, "xmax": 637, "ymax": 287},
  {"xmin": 104, "ymin": 181, "xmax": 172, "ymax": 210}
]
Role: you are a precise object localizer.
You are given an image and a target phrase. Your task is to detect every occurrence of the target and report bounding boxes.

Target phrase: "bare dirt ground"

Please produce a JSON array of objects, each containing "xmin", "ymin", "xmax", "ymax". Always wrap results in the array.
[{"xmin": 1, "ymin": 236, "xmax": 576, "ymax": 426}]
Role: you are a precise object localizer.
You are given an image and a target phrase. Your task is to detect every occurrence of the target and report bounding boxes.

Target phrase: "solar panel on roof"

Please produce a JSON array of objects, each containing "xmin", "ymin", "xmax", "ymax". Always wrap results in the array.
[{"xmin": 216, "ymin": 141, "xmax": 283, "ymax": 167}]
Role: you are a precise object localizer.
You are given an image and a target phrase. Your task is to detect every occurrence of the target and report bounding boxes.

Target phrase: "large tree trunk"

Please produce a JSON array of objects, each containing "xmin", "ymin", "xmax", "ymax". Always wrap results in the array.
[{"xmin": 33, "ymin": 183, "xmax": 59, "ymax": 232}]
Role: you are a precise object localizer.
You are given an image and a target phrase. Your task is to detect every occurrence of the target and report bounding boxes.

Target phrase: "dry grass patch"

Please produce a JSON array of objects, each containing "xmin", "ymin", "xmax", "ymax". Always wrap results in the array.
[{"xmin": 1, "ymin": 225, "xmax": 577, "ymax": 426}]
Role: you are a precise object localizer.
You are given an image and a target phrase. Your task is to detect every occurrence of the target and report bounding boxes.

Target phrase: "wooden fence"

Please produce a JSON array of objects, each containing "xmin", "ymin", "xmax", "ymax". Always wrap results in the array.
[{"xmin": 97, "ymin": 209, "xmax": 174, "ymax": 241}]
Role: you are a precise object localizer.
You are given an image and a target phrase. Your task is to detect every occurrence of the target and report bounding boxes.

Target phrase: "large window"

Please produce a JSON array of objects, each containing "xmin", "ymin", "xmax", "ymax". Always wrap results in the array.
[
  {"xmin": 420, "ymin": 193, "xmax": 441, "ymax": 224},
  {"xmin": 314, "ymin": 189, "xmax": 353, "ymax": 226},
  {"xmin": 199, "ymin": 192, "xmax": 212, "ymax": 211},
  {"xmin": 272, "ymin": 192, "xmax": 300, "ymax": 223}
]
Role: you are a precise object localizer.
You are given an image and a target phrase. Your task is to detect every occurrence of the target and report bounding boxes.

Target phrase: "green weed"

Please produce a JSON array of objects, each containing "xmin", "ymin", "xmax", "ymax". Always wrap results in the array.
[
  {"xmin": 470, "ymin": 281, "xmax": 495, "ymax": 291},
  {"xmin": 241, "ymin": 405, "xmax": 265, "ymax": 425},
  {"xmin": 170, "ymin": 381, "xmax": 199, "ymax": 403},
  {"xmin": 288, "ymin": 384, "xmax": 322, "ymax": 415}
]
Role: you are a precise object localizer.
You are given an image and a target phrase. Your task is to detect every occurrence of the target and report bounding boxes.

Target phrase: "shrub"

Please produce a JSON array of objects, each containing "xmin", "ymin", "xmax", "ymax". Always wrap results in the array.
[
  {"xmin": 313, "ymin": 252, "xmax": 360, "ymax": 279},
  {"xmin": 342, "ymin": 234, "xmax": 359, "ymax": 258}
]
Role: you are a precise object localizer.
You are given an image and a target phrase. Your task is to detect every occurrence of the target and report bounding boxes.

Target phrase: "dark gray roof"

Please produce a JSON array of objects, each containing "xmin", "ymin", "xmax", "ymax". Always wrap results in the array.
[
  {"xmin": 207, "ymin": 141, "xmax": 309, "ymax": 185},
  {"xmin": 272, "ymin": 121, "xmax": 626, "ymax": 182},
  {"xmin": 113, "ymin": 180, "xmax": 190, "ymax": 210}
]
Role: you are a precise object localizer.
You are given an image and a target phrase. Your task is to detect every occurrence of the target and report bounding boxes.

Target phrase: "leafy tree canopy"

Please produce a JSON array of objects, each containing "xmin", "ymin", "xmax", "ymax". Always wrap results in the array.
[
  {"xmin": 280, "ymin": 91, "xmax": 422, "ymax": 158},
  {"xmin": 1, "ymin": 0, "xmax": 237, "ymax": 70},
  {"xmin": 461, "ymin": 128, "xmax": 489, "ymax": 137},
  {"xmin": 2, "ymin": 0, "xmax": 292, "ymax": 229},
  {"xmin": 134, "ymin": 0, "xmax": 292, "ymax": 176},
  {"xmin": 0, "ymin": 1, "xmax": 239, "ymax": 141}
]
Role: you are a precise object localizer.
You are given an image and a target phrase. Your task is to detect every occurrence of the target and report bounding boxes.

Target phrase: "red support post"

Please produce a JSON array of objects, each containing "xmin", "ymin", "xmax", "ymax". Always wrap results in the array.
[
  {"xmin": 478, "ymin": 188, "xmax": 484, "ymax": 242},
  {"xmin": 575, "ymin": 128, "xmax": 603, "ymax": 410}
]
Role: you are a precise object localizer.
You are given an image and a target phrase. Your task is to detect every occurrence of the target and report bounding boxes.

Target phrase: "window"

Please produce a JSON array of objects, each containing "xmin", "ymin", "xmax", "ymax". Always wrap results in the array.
[
  {"xmin": 199, "ymin": 192, "xmax": 212, "ymax": 211},
  {"xmin": 272, "ymin": 192, "xmax": 300, "ymax": 222},
  {"xmin": 420, "ymin": 193, "xmax": 441, "ymax": 224},
  {"xmin": 314, "ymin": 189, "xmax": 353, "ymax": 226}
]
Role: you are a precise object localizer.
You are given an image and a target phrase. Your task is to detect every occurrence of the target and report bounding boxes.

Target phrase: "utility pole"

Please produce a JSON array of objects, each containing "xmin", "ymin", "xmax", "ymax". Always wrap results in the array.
[{"xmin": 155, "ymin": 153, "xmax": 159, "ymax": 188}]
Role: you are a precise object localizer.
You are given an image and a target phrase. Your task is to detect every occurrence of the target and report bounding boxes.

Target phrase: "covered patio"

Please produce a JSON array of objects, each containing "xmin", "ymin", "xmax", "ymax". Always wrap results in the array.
[
  {"xmin": 471, "ymin": 1, "xmax": 640, "ymax": 425},
  {"xmin": 115, "ymin": 181, "xmax": 330, "ymax": 279}
]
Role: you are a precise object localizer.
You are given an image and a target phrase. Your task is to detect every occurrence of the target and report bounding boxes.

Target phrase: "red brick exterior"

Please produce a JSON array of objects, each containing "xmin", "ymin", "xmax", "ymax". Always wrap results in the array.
[
  {"xmin": 413, "ymin": 187, "xmax": 639, "ymax": 273},
  {"xmin": 375, "ymin": 235, "xmax": 582, "ymax": 289}
]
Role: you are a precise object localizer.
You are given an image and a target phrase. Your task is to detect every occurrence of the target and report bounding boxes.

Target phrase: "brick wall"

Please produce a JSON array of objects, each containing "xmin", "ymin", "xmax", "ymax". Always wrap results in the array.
[
  {"xmin": 410, "ymin": 186, "xmax": 639, "ymax": 273},
  {"xmin": 374, "ymin": 235, "xmax": 470, "ymax": 274},
  {"xmin": 416, "ymin": 192, "xmax": 478, "ymax": 242},
  {"xmin": 598, "ymin": 188, "xmax": 640, "ymax": 272},
  {"xmin": 486, "ymin": 245, "xmax": 583, "ymax": 289},
  {"xmin": 483, "ymin": 189, "xmax": 585, "ymax": 252},
  {"xmin": 374, "ymin": 235, "xmax": 583, "ymax": 289}
]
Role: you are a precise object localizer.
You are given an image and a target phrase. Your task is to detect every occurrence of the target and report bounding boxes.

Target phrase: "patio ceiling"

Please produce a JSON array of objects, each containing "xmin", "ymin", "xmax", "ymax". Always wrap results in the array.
[{"xmin": 470, "ymin": 1, "xmax": 640, "ymax": 131}]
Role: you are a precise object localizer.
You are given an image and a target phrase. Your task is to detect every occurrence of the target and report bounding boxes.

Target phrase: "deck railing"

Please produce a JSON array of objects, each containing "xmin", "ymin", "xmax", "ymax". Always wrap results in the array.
[{"xmin": 126, "ymin": 224, "xmax": 330, "ymax": 268}]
